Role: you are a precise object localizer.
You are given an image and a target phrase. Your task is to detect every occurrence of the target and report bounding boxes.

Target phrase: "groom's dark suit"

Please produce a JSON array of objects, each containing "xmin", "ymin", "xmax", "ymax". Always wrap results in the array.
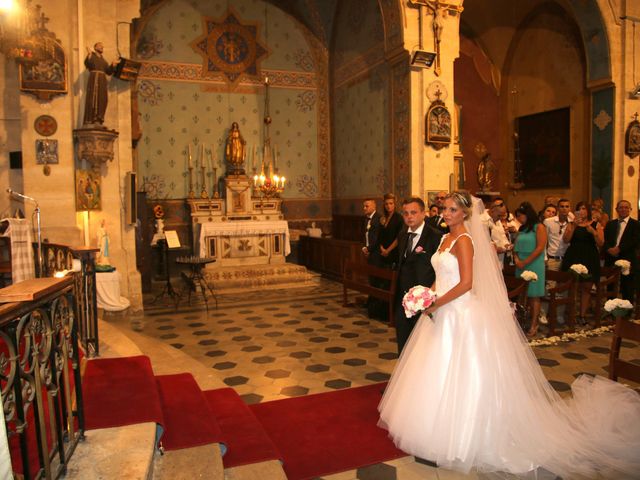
[
  {"xmin": 394, "ymin": 222, "xmax": 442, "ymax": 353},
  {"xmin": 603, "ymin": 215, "xmax": 640, "ymax": 300}
]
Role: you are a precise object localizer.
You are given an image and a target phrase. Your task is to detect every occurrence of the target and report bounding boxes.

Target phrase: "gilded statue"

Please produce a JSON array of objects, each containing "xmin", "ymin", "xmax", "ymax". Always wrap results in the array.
[
  {"xmin": 225, "ymin": 122, "xmax": 246, "ymax": 174},
  {"xmin": 477, "ymin": 153, "xmax": 496, "ymax": 192}
]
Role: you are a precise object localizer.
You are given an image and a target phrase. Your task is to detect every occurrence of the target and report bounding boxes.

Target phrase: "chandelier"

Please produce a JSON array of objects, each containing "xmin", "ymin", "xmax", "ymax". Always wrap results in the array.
[{"xmin": 253, "ymin": 75, "xmax": 286, "ymax": 199}]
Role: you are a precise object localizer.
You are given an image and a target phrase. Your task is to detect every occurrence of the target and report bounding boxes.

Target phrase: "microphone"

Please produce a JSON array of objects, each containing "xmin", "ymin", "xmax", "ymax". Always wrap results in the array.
[{"xmin": 6, "ymin": 188, "xmax": 38, "ymax": 204}]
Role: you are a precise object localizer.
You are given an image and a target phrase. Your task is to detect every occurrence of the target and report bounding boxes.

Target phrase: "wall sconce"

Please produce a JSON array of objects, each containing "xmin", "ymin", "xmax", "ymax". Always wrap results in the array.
[{"xmin": 410, "ymin": 50, "xmax": 436, "ymax": 69}]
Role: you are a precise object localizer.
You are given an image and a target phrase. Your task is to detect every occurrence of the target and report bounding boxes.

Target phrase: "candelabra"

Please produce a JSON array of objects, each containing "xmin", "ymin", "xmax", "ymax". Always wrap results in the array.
[{"xmin": 252, "ymin": 75, "xmax": 286, "ymax": 200}]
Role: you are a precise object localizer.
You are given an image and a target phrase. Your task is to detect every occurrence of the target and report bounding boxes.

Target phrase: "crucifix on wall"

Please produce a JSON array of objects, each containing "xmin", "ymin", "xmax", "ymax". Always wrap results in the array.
[{"xmin": 409, "ymin": 0, "xmax": 464, "ymax": 76}]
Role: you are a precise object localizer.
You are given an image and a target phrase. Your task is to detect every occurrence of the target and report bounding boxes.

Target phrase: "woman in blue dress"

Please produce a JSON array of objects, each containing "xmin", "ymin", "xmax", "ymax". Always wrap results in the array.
[{"xmin": 513, "ymin": 202, "xmax": 547, "ymax": 337}]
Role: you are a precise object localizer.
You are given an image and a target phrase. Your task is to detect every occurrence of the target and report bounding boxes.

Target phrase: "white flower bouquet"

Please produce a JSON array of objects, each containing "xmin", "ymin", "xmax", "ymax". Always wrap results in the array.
[
  {"xmin": 615, "ymin": 259, "xmax": 631, "ymax": 276},
  {"xmin": 402, "ymin": 285, "xmax": 437, "ymax": 318},
  {"xmin": 604, "ymin": 298, "xmax": 634, "ymax": 317},
  {"xmin": 520, "ymin": 270, "xmax": 538, "ymax": 282},
  {"xmin": 569, "ymin": 263, "xmax": 590, "ymax": 280}
]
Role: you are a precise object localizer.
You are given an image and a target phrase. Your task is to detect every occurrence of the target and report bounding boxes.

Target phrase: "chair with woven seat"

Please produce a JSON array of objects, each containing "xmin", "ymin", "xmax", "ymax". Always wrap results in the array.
[
  {"xmin": 591, "ymin": 266, "xmax": 621, "ymax": 327},
  {"xmin": 608, "ymin": 317, "xmax": 640, "ymax": 384},
  {"xmin": 540, "ymin": 270, "xmax": 576, "ymax": 336}
]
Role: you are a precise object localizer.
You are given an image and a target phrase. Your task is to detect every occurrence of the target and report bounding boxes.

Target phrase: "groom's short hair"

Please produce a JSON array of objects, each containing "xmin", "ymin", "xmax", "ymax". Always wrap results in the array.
[{"xmin": 402, "ymin": 197, "xmax": 425, "ymax": 211}]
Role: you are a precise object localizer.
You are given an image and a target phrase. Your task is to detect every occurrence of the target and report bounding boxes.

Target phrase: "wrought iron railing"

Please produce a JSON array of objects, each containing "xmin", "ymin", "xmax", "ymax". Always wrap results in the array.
[
  {"xmin": 40, "ymin": 244, "xmax": 99, "ymax": 357},
  {"xmin": 0, "ymin": 276, "xmax": 85, "ymax": 479}
]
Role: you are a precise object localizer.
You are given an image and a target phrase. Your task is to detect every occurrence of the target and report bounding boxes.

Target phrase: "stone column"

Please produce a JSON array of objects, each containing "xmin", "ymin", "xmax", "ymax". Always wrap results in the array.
[{"xmin": 403, "ymin": 1, "xmax": 463, "ymax": 198}]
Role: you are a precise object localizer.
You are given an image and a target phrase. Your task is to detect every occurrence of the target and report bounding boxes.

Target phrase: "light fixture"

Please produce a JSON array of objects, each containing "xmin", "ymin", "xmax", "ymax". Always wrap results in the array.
[
  {"xmin": 632, "ymin": 83, "xmax": 640, "ymax": 98},
  {"xmin": 410, "ymin": 49, "xmax": 436, "ymax": 68}
]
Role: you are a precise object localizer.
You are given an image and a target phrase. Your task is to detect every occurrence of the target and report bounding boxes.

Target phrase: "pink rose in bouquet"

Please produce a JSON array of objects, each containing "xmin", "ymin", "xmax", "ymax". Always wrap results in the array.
[
  {"xmin": 414, "ymin": 246, "xmax": 424, "ymax": 254},
  {"xmin": 402, "ymin": 285, "xmax": 436, "ymax": 318}
]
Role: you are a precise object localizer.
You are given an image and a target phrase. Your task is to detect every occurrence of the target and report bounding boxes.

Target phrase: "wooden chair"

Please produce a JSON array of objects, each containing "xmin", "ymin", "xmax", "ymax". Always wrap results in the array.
[
  {"xmin": 591, "ymin": 266, "xmax": 621, "ymax": 327},
  {"xmin": 540, "ymin": 270, "xmax": 576, "ymax": 336},
  {"xmin": 342, "ymin": 260, "xmax": 398, "ymax": 326},
  {"xmin": 609, "ymin": 317, "xmax": 640, "ymax": 384}
]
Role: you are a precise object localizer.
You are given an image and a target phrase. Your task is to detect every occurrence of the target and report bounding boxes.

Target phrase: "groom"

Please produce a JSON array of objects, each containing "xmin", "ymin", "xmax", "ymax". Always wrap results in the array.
[{"xmin": 394, "ymin": 197, "xmax": 442, "ymax": 354}]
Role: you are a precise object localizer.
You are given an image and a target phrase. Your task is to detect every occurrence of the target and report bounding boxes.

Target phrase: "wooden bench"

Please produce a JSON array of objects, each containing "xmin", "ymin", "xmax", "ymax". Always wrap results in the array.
[
  {"xmin": 342, "ymin": 260, "xmax": 398, "ymax": 326},
  {"xmin": 591, "ymin": 266, "xmax": 621, "ymax": 327},
  {"xmin": 609, "ymin": 317, "xmax": 640, "ymax": 384},
  {"xmin": 540, "ymin": 270, "xmax": 577, "ymax": 336}
]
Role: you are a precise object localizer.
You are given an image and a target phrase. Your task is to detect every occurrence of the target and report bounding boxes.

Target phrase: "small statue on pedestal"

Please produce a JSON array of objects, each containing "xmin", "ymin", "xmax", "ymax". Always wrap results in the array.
[
  {"xmin": 97, "ymin": 219, "xmax": 111, "ymax": 266},
  {"xmin": 83, "ymin": 42, "xmax": 117, "ymax": 127},
  {"xmin": 225, "ymin": 122, "xmax": 246, "ymax": 174}
]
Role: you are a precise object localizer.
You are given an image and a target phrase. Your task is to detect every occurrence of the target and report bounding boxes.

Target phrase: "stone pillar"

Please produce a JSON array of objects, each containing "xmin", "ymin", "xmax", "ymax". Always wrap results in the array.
[{"xmin": 403, "ymin": 1, "xmax": 463, "ymax": 198}]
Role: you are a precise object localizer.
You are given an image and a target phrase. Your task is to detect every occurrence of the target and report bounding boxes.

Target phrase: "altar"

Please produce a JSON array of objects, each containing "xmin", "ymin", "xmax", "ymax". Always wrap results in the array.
[{"xmin": 197, "ymin": 219, "xmax": 290, "ymax": 265}]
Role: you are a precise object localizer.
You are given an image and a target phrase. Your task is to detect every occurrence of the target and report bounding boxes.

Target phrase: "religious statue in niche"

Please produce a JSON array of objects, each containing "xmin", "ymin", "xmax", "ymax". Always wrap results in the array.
[
  {"xmin": 225, "ymin": 122, "xmax": 247, "ymax": 175},
  {"xmin": 83, "ymin": 42, "xmax": 118, "ymax": 126}
]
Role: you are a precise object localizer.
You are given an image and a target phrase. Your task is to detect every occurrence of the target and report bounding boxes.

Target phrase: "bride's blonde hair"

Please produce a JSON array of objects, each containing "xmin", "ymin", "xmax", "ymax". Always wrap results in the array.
[{"xmin": 447, "ymin": 191, "xmax": 473, "ymax": 219}]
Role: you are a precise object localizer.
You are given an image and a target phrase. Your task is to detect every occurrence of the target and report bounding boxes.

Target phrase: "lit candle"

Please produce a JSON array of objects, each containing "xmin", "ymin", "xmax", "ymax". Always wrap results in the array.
[
  {"xmin": 253, "ymin": 174, "xmax": 258, "ymax": 187},
  {"xmin": 281, "ymin": 176, "xmax": 286, "ymax": 188},
  {"xmin": 201, "ymin": 143, "xmax": 205, "ymax": 169},
  {"xmin": 188, "ymin": 144, "xmax": 192, "ymax": 169}
]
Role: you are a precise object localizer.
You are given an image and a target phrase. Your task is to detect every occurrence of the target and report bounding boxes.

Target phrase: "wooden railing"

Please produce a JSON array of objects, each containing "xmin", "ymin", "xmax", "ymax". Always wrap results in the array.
[{"xmin": 0, "ymin": 276, "xmax": 85, "ymax": 479}]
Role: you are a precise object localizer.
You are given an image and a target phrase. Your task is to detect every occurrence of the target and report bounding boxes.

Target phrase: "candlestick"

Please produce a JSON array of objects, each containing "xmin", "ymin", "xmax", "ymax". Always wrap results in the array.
[
  {"xmin": 188, "ymin": 144, "xmax": 192, "ymax": 169},
  {"xmin": 213, "ymin": 167, "xmax": 219, "ymax": 198},
  {"xmin": 188, "ymin": 166, "xmax": 195, "ymax": 198},
  {"xmin": 200, "ymin": 163, "xmax": 208, "ymax": 198}
]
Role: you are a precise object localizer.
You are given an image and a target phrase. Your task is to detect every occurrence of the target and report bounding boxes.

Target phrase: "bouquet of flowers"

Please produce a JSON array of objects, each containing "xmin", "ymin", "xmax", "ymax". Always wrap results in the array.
[
  {"xmin": 569, "ymin": 263, "xmax": 590, "ymax": 280},
  {"xmin": 604, "ymin": 298, "xmax": 634, "ymax": 317},
  {"xmin": 402, "ymin": 285, "xmax": 436, "ymax": 318},
  {"xmin": 520, "ymin": 270, "xmax": 538, "ymax": 282},
  {"xmin": 615, "ymin": 259, "xmax": 631, "ymax": 276}
]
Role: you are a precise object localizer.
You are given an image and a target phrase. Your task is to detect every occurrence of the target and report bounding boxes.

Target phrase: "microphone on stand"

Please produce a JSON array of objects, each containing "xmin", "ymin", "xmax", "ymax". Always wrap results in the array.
[{"xmin": 6, "ymin": 188, "xmax": 38, "ymax": 205}]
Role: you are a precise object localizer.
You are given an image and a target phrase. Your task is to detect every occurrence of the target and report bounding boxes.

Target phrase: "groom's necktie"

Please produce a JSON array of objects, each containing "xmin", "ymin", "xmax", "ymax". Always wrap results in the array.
[{"xmin": 405, "ymin": 232, "xmax": 416, "ymax": 258}]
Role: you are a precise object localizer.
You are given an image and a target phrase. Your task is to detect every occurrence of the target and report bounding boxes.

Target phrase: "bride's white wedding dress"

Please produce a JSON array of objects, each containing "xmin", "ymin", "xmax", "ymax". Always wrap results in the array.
[{"xmin": 378, "ymin": 201, "xmax": 640, "ymax": 479}]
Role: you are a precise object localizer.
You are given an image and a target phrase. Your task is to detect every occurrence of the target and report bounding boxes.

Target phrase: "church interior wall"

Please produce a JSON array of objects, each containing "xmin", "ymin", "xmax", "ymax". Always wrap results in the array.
[
  {"xmin": 331, "ymin": 0, "xmax": 392, "ymax": 216},
  {"xmin": 133, "ymin": 0, "xmax": 331, "ymax": 239}
]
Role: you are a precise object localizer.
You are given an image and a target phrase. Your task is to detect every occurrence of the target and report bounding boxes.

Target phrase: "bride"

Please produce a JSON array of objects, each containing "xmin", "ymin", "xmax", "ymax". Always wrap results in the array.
[{"xmin": 378, "ymin": 191, "xmax": 640, "ymax": 478}]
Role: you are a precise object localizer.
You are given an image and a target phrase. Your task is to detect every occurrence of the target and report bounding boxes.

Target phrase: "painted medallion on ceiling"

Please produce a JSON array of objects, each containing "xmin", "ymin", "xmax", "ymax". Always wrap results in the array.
[{"xmin": 191, "ymin": 10, "xmax": 268, "ymax": 85}]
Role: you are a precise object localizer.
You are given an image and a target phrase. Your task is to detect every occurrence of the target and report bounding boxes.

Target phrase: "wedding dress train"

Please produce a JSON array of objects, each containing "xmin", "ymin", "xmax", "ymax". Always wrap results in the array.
[{"xmin": 378, "ymin": 201, "xmax": 640, "ymax": 479}]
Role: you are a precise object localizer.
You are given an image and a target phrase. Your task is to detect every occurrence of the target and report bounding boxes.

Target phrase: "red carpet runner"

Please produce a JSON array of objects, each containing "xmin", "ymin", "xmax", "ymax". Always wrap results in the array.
[
  {"xmin": 84, "ymin": 356, "xmax": 164, "ymax": 430},
  {"xmin": 212, "ymin": 383, "xmax": 405, "ymax": 480}
]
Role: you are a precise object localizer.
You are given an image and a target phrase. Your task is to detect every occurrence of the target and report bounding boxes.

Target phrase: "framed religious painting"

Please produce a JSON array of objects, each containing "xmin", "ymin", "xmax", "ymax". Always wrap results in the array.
[
  {"xmin": 624, "ymin": 115, "xmax": 640, "ymax": 159},
  {"xmin": 425, "ymin": 100, "xmax": 452, "ymax": 150},
  {"xmin": 75, "ymin": 169, "xmax": 101, "ymax": 211},
  {"xmin": 516, "ymin": 107, "xmax": 570, "ymax": 189},
  {"xmin": 18, "ymin": 32, "xmax": 68, "ymax": 100}
]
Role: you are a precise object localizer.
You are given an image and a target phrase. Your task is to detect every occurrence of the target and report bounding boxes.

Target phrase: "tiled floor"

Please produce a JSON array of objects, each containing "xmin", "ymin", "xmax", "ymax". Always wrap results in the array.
[{"xmin": 107, "ymin": 277, "xmax": 639, "ymax": 480}]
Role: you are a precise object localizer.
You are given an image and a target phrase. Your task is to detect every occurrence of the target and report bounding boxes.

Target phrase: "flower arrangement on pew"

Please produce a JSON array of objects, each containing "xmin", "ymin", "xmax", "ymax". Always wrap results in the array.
[
  {"xmin": 604, "ymin": 298, "xmax": 634, "ymax": 318},
  {"xmin": 402, "ymin": 286, "xmax": 436, "ymax": 318},
  {"xmin": 569, "ymin": 263, "xmax": 590, "ymax": 280},
  {"xmin": 615, "ymin": 259, "xmax": 631, "ymax": 276}
]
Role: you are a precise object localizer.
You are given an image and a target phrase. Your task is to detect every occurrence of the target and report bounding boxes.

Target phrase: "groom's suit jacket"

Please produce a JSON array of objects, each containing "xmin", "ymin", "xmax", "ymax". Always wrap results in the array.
[{"xmin": 395, "ymin": 223, "xmax": 443, "ymax": 302}]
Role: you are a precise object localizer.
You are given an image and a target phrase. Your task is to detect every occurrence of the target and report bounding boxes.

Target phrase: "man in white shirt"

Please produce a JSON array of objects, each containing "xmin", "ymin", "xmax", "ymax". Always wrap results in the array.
[
  {"xmin": 544, "ymin": 198, "xmax": 571, "ymax": 272},
  {"xmin": 486, "ymin": 197, "xmax": 511, "ymax": 266}
]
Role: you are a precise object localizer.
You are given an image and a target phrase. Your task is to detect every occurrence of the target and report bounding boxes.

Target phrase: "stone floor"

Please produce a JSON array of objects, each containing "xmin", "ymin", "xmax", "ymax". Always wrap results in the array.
[{"xmin": 103, "ymin": 277, "xmax": 640, "ymax": 480}]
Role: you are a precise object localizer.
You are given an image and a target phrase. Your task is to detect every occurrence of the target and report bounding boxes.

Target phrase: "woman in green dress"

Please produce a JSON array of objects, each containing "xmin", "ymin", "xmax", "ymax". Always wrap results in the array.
[{"xmin": 513, "ymin": 202, "xmax": 547, "ymax": 337}]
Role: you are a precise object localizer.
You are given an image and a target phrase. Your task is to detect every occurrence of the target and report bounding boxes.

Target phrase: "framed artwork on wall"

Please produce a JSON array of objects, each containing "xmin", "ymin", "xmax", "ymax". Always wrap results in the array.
[
  {"xmin": 624, "ymin": 114, "xmax": 640, "ymax": 159},
  {"xmin": 76, "ymin": 170, "xmax": 101, "ymax": 211},
  {"xmin": 425, "ymin": 100, "xmax": 452, "ymax": 150},
  {"xmin": 35, "ymin": 139, "xmax": 58, "ymax": 164},
  {"xmin": 18, "ymin": 34, "xmax": 68, "ymax": 100},
  {"xmin": 516, "ymin": 107, "xmax": 570, "ymax": 189}
]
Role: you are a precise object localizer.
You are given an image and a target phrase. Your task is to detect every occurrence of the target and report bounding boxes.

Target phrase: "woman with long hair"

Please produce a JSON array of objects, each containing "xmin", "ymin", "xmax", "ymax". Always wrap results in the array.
[
  {"xmin": 513, "ymin": 202, "xmax": 547, "ymax": 337},
  {"xmin": 561, "ymin": 201, "xmax": 604, "ymax": 323},
  {"xmin": 378, "ymin": 191, "xmax": 640, "ymax": 478},
  {"xmin": 377, "ymin": 193, "xmax": 404, "ymax": 267}
]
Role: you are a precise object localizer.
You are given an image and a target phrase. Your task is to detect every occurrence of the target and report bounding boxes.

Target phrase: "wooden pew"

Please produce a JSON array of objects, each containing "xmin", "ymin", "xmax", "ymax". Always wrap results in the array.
[{"xmin": 342, "ymin": 260, "xmax": 398, "ymax": 326}]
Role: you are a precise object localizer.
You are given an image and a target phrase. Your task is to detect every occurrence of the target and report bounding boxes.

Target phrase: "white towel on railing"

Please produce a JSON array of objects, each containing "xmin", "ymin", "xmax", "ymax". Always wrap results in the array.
[{"xmin": 1, "ymin": 218, "xmax": 35, "ymax": 284}]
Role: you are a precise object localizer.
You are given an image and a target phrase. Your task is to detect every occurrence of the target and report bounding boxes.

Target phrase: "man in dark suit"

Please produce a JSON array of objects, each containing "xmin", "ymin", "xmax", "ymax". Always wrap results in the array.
[
  {"xmin": 426, "ymin": 190, "xmax": 450, "ymax": 234},
  {"xmin": 362, "ymin": 198, "xmax": 383, "ymax": 318},
  {"xmin": 603, "ymin": 199, "xmax": 640, "ymax": 301},
  {"xmin": 394, "ymin": 197, "xmax": 443, "ymax": 353}
]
